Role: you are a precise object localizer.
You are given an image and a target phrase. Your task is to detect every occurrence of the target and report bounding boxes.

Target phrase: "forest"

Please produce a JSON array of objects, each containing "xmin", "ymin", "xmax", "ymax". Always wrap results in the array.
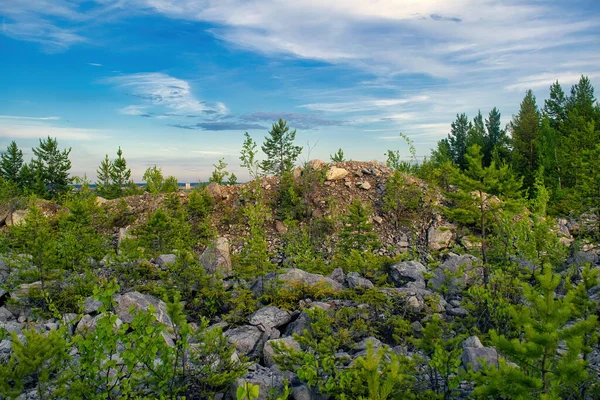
[{"xmin": 0, "ymin": 76, "xmax": 598, "ymax": 400}]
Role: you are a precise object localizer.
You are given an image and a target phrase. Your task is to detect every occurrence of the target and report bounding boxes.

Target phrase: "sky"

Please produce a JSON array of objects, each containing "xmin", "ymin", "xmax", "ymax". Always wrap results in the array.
[{"xmin": 1, "ymin": 0, "xmax": 599, "ymax": 182}]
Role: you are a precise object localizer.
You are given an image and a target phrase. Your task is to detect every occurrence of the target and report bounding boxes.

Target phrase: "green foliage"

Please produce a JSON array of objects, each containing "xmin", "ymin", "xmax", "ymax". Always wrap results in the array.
[
  {"xmin": 29, "ymin": 136, "xmax": 72, "ymax": 199},
  {"xmin": 209, "ymin": 157, "xmax": 231, "ymax": 184},
  {"xmin": 385, "ymin": 132, "xmax": 418, "ymax": 174},
  {"xmin": 510, "ymin": 89, "xmax": 541, "ymax": 196},
  {"xmin": 143, "ymin": 165, "xmax": 179, "ymax": 195},
  {"xmin": 472, "ymin": 265, "xmax": 599, "ymax": 399},
  {"xmin": 0, "ymin": 328, "xmax": 70, "ymax": 399},
  {"xmin": 237, "ymin": 381, "xmax": 260, "ymax": 400},
  {"xmin": 0, "ymin": 141, "xmax": 24, "ymax": 187},
  {"xmin": 237, "ymin": 196, "xmax": 275, "ymax": 279},
  {"xmin": 260, "ymin": 119, "xmax": 303, "ymax": 176},
  {"xmin": 330, "ymin": 148, "xmax": 346, "ymax": 162},
  {"xmin": 240, "ymin": 132, "xmax": 260, "ymax": 179},
  {"xmin": 382, "ymin": 171, "xmax": 423, "ymax": 228}
]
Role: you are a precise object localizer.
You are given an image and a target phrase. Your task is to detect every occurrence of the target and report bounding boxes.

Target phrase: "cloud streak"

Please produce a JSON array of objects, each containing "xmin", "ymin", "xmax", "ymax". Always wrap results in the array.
[{"xmin": 105, "ymin": 72, "xmax": 228, "ymax": 117}]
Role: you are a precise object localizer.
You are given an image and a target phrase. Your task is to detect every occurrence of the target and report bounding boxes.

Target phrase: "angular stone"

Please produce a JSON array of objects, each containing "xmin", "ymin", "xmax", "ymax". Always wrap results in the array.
[
  {"xmin": 325, "ymin": 167, "xmax": 349, "ymax": 181},
  {"xmin": 388, "ymin": 261, "xmax": 427, "ymax": 288},
  {"xmin": 155, "ymin": 254, "xmax": 176, "ymax": 268},
  {"xmin": 113, "ymin": 291, "xmax": 172, "ymax": 327},
  {"xmin": 430, "ymin": 253, "xmax": 481, "ymax": 294},
  {"xmin": 462, "ymin": 336, "xmax": 483, "ymax": 349},
  {"xmin": 346, "ymin": 272, "xmax": 374, "ymax": 289},
  {"xmin": 83, "ymin": 297, "xmax": 103, "ymax": 315},
  {"xmin": 0, "ymin": 306, "xmax": 14, "ymax": 323},
  {"xmin": 427, "ymin": 224, "xmax": 455, "ymax": 251},
  {"xmin": 225, "ymin": 325, "xmax": 264, "ymax": 355},
  {"xmin": 278, "ymin": 268, "xmax": 344, "ymax": 291},
  {"xmin": 199, "ymin": 237, "xmax": 232, "ymax": 278},
  {"xmin": 462, "ymin": 346, "xmax": 498, "ymax": 372},
  {"xmin": 249, "ymin": 306, "xmax": 291, "ymax": 330},
  {"xmin": 330, "ymin": 267, "xmax": 345, "ymax": 284},
  {"xmin": 263, "ymin": 337, "xmax": 301, "ymax": 367}
]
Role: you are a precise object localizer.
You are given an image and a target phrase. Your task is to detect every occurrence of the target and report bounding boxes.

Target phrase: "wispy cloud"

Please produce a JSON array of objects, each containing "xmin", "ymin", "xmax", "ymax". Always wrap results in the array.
[
  {"xmin": 104, "ymin": 72, "xmax": 228, "ymax": 117},
  {"xmin": 238, "ymin": 112, "xmax": 344, "ymax": 130},
  {"xmin": 0, "ymin": 123, "xmax": 108, "ymax": 141},
  {"xmin": 0, "ymin": 115, "xmax": 61, "ymax": 121},
  {"xmin": 169, "ymin": 122, "xmax": 267, "ymax": 131},
  {"xmin": 88, "ymin": 62, "xmax": 103, "ymax": 67}
]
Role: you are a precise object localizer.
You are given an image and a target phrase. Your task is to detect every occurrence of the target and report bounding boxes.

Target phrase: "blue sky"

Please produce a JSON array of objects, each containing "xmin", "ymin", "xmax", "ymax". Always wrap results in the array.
[{"xmin": 1, "ymin": 0, "xmax": 599, "ymax": 182}]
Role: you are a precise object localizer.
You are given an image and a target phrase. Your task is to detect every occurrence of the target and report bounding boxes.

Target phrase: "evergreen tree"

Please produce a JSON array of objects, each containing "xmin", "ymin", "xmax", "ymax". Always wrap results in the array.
[
  {"xmin": 330, "ymin": 148, "xmax": 346, "ymax": 163},
  {"xmin": 510, "ymin": 89, "xmax": 540, "ymax": 195},
  {"xmin": 209, "ymin": 158, "xmax": 230, "ymax": 185},
  {"xmin": 537, "ymin": 116, "xmax": 561, "ymax": 191},
  {"xmin": 260, "ymin": 119, "xmax": 303, "ymax": 176},
  {"xmin": 543, "ymin": 80, "xmax": 567, "ymax": 129},
  {"xmin": 95, "ymin": 154, "xmax": 113, "ymax": 197},
  {"xmin": 483, "ymin": 107, "xmax": 511, "ymax": 167},
  {"xmin": 473, "ymin": 266, "xmax": 598, "ymax": 399},
  {"xmin": 30, "ymin": 136, "xmax": 72, "ymax": 199},
  {"xmin": 0, "ymin": 141, "xmax": 24, "ymax": 185},
  {"xmin": 110, "ymin": 146, "xmax": 131, "ymax": 194},
  {"xmin": 468, "ymin": 110, "xmax": 486, "ymax": 150},
  {"xmin": 447, "ymin": 113, "xmax": 471, "ymax": 169}
]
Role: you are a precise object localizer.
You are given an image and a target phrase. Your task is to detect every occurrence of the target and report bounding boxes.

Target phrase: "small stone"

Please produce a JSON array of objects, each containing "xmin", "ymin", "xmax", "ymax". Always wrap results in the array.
[{"xmin": 358, "ymin": 181, "xmax": 371, "ymax": 190}]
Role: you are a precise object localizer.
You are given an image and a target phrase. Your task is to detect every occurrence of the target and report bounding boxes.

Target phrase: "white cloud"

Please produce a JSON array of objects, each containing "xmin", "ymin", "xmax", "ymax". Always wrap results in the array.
[
  {"xmin": 0, "ymin": 123, "xmax": 108, "ymax": 141},
  {"xmin": 0, "ymin": 115, "xmax": 61, "ymax": 121},
  {"xmin": 104, "ymin": 72, "xmax": 228, "ymax": 117},
  {"xmin": 88, "ymin": 62, "xmax": 103, "ymax": 67}
]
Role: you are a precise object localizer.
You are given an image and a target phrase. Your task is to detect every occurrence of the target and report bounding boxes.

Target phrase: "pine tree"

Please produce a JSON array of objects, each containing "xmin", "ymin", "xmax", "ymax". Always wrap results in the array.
[
  {"xmin": 110, "ymin": 146, "xmax": 131, "ymax": 196},
  {"xmin": 447, "ymin": 113, "xmax": 471, "ymax": 169},
  {"xmin": 209, "ymin": 158, "xmax": 230, "ymax": 184},
  {"xmin": 30, "ymin": 136, "xmax": 72, "ymax": 199},
  {"xmin": 260, "ymin": 119, "xmax": 303, "ymax": 176},
  {"xmin": 473, "ymin": 266, "xmax": 598, "ymax": 399},
  {"xmin": 510, "ymin": 89, "xmax": 540, "ymax": 195},
  {"xmin": 0, "ymin": 141, "xmax": 24, "ymax": 185},
  {"xmin": 543, "ymin": 81, "xmax": 567, "ymax": 129},
  {"xmin": 483, "ymin": 107, "xmax": 511, "ymax": 167},
  {"xmin": 330, "ymin": 148, "xmax": 346, "ymax": 162},
  {"xmin": 95, "ymin": 154, "xmax": 113, "ymax": 197},
  {"xmin": 468, "ymin": 110, "xmax": 486, "ymax": 150}
]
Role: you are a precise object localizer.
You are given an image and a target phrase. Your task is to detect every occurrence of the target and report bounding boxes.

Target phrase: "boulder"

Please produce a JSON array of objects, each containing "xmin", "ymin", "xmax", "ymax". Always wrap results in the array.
[
  {"xmin": 263, "ymin": 337, "xmax": 301, "ymax": 367},
  {"xmin": 76, "ymin": 313, "xmax": 122, "ymax": 334},
  {"xmin": 225, "ymin": 325, "xmax": 264, "ymax": 355},
  {"xmin": 155, "ymin": 254, "xmax": 177, "ymax": 268},
  {"xmin": 83, "ymin": 297, "xmax": 103, "ymax": 315},
  {"xmin": 429, "ymin": 253, "xmax": 481, "ymax": 294},
  {"xmin": 275, "ymin": 220, "xmax": 287, "ymax": 233},
  {"xmin": 330, "ymin": 268, "xmax": 345, "ymax": 284},
  {"xmin": 358, "ymin": 181, "xmax": 371, "ymax": 190},
  {"xmin": 113, "ymin": 292, "xmax": 172, "ymax": 327},
  {"xmin": 325, "ymin": 167, "xmax": 348, "ymax": 181},
  {"xmin": 0, "ymin": 339, "xmax": 12, "ymax": 363},
  {"xmin": 462, "ymin": 336, "xmax": 483, "ymax": 349},
  {"xmin": 248, "ymin": 306, "xmax": 291, "ymax": 330},
  {"xmin": 462, "ymin": 346, "xmax": 498, "ymax": 372},
  {"xmin": 117, "ymin": 226, "xmax": 134, "ymax": 247},
  {"xmin": 278, "ymin": 269, "xmax": 344, "ymax": 291},
  {"xmin": 6, "ymin": 210, "xmax": 28, "ymax": 227},
  {"xmin": 0, "ymin": 306, "xmax": 14, "ymax": 323},
  {"xmin": 388, "ymin": 261, "xmax": 427, "ymax": 288},
  {"xmin": 230, "ymin": 364, "xmax": 285, "ymax": 400},
  {"xmin": 10, "ymin": 281, "xmax": 43, "ymax": 301},
  {"xmin": 427, "ymin": 224, "xmax": 455, "ymax": 251},
  {"xmin": 307, "ymin": 159, "xmax": 327, "ymax": 170},
  {"xmin": 448, "ymin": 307, "xmax": 469, "ymax": 317},
  {"xmin": 346, "ymin": 272, "xmax": 374, "ymax": 289},
  {"xmin": 199, "ymin": 237, "xmax": 233, "ymax": 278},
  {"xmin": 205, "ymin": 182, "xmax": 223, "ymax": 201},
  {"xmin": 284, "ymin": 312, "xmax": 311, "ymax": 337}
]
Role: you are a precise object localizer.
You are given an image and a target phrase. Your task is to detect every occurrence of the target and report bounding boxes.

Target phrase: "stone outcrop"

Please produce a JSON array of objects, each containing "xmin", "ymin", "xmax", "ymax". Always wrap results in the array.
[
  {"xmin": 278, "ymin": 268, "xmax": 344, "ymax": 291},
  {"xmin": 199, "ymin": 237, "xmax": 233, "ymax": 277},
  {"xmin": 325, "ymin": 167, "xmax": 348, "ymax": 181}
]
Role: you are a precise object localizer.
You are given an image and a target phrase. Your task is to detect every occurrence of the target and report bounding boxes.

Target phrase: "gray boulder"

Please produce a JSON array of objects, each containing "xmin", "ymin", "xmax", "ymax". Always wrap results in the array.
[
  {"xmin": 225, "ymin": 325, "xmax": 264, "ymax": 355},
  {"xmin": 113, "ymin": 292, "xmax": 172, "ymax": 327},
  {"xmin": 249, "ymin": 306, "xmax": 291, "ymax": 330},
  {"xmin": 0, "ymin": 339, "xmax": 12, "ymax": 363},
  {"xmin": 346, "ymin": 272, "xmax": 374, "ymax": 289},
  {"xmin": 461, "ymin": 336, "xmax": 498, "ymax": 372},
  {"xmin": 230, "ymin": 364, "xmax": 285, "ymax": 400},
  {"xmin": 199, "ymin": 237, "xmax": 233, "ymax": 278},
  {"xmin": 330, "ymin": 268, "xmax": 345, "ymax": 284},
  {"xmin": 278, "ymin": 268, "xmax": 344, "ymax": 291},
  {"xmin": 155, "ymin": 254, "xmax": 177, "ymax": 268},
  {"xmin": 83, "ymin": 297, "xmax": 103, "ymax": 315},
  {"xmin": 430, "ymin": 253, "xmax": 481, "ymax": 294},
  {"xmin": 0, "ymin": 306, "xmax": 14, "ymax": 323},
  {"xmin": 263, "ymin": 337, "xmax": 301, "ymax": 367},
  {"xmin": 284, "ymin": 312, "xmax": 311, "ymax": 337},
  {"xmin": 388, "ymin": 261, "xmax": 427, "ymax": 288}
]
